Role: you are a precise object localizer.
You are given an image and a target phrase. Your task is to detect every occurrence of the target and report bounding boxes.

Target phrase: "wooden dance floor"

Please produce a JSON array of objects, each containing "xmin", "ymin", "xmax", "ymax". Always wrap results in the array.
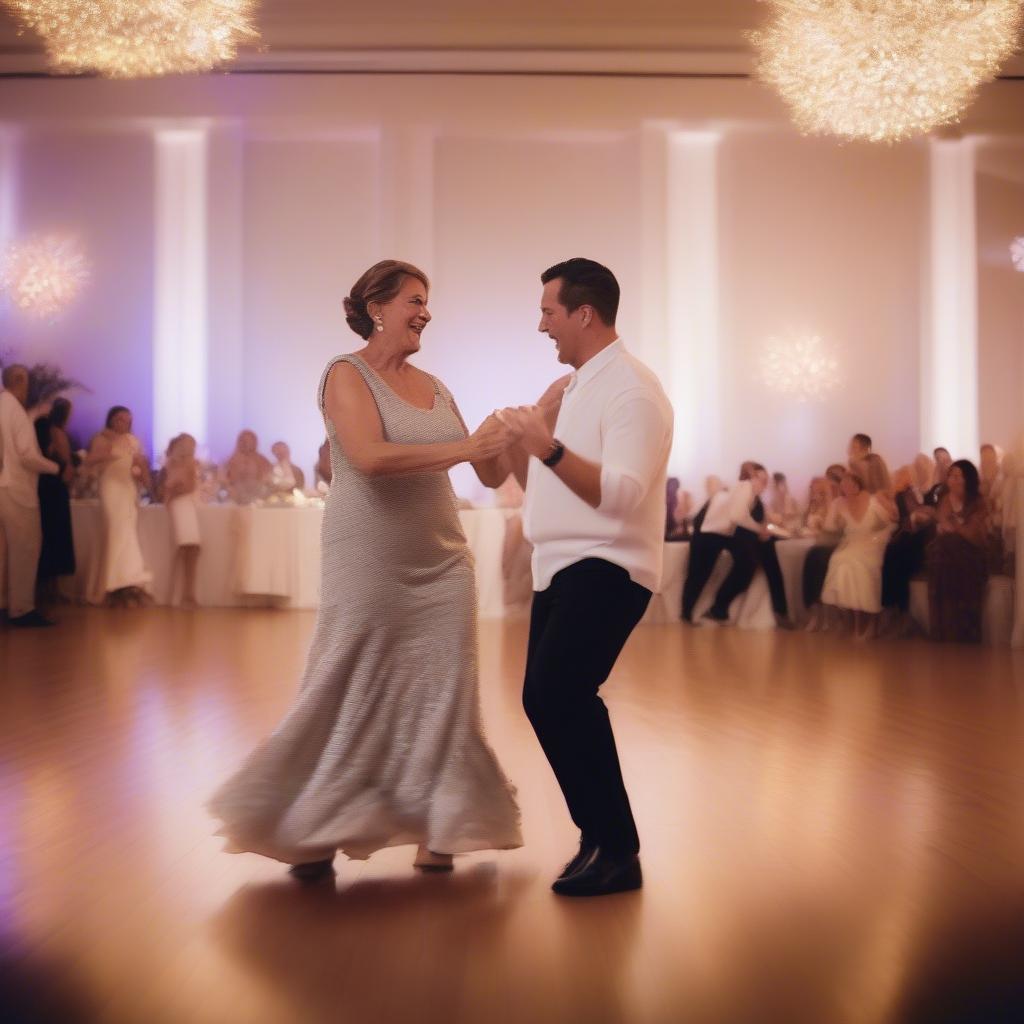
[{"xmin": 2, "ymin": 608, "xmax": 1024, "ymax": 1024}]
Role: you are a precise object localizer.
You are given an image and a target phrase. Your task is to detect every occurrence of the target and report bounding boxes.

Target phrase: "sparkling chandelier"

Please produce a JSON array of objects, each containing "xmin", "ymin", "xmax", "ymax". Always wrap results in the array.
[
  {"xmin": 751, "ymin": 1, "xmax": 1024, "ymax": 143},
  {"xmin": 1, "ymin": 235, "xmax": 91, "ymax": 320},
  {"xmin": 4, "ymin": 1, "xmax": 259, "ymax": 78},
  {"xmin": 1012, "ymin": 236, "xmax": 1024, "ymax": 271},
  {"xmin": 760, "ymin": 331, "xmax": 841, "ymax": 401}
]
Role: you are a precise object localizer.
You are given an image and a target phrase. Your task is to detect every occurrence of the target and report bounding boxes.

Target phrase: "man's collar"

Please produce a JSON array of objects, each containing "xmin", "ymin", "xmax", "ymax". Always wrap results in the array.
[{"xmin": 566, "ymin": 338, "xmax": 623, "ymax": 394}]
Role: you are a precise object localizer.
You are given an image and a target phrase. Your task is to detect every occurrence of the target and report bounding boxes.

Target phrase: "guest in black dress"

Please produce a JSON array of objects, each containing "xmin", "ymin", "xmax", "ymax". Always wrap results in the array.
[
  {"xmin": 35, "ymin": 397, "xmax": 77, "ymax": 598},
  {"xmin": 880, "ymin": 464, "xmax": 935, "ymax": 633}
]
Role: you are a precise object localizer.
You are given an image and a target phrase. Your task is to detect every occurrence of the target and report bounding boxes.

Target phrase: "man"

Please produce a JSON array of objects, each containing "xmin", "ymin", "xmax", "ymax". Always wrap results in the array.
[
  {"xmin": 848, "ymin": 433, "xmax": 872, "ymax": 465},
  {"xmin": 0, "ymin": 365, "xmax": 60, "ymax": 627},
  {"xmin": 682, "ymin": 462, "xmax": 791, "ymax": 628},
  {"xmin": 499, "ymin": 258, "xmax": 673, "ymax": 897}
]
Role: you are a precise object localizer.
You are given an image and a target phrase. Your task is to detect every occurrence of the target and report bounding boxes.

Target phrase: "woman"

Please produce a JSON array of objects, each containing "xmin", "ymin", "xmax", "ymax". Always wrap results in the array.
[
  {"xmin": 880, "ymin": 465, "xmax": 935, "ymax": 635},
  {"xmin": 801, "ymin": 477, "xmax": 832, "ymax": 536},
  {"xmin": 818, "ymin": 469, "xmax": 893, "ymax": 641},
  {"xmin": 86, "ymin": 406, "xmax": 152, "ymax": 607},
  {"xmin": 927, "ymin": 460, "xmax": 990, "ymax": 643},
  {"xmin": 224, "ymin": 430, "xmax": 272, "ymax": 504},
  {"xmin": 163, "ymin": 433, "xmax": 202, "ymax": 608},
  {"xmin": 34, "ymin": 396, "xmax": 77, "ymax": 600},
  {"xmin": 269, "ymin": 441, "xmax": 306, "ymax": 494},
  {"xmin": 209, "ymin": 260, "xmax": 522, "ymax": 880},
  {"xmin": 767, "ymin": 471, "xmax": 802, "ymax": 535}
]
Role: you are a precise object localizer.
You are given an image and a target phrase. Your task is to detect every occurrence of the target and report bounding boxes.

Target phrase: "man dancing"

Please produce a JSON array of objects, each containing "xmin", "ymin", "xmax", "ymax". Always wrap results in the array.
[{"xmin": 500, "ymin": 258, "xmax": 673, "ymax": 897}]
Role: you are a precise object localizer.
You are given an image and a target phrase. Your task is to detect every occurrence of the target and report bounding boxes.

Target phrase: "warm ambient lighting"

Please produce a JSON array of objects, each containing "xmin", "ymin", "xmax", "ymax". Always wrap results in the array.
[
  {"xmin": 0, "ymin": 234, "xmax": 90, "ymax": 320},
  {"xmin": 760, "ymin": 331, "xmax": 841, "ymax": 401},
  {"xmin": 4, "ymin": 1, "xmax": 259, "ymax": 78},
  {"xmin": 751, "ymin": 0, "xmax": 1024, "ymax": 143}
]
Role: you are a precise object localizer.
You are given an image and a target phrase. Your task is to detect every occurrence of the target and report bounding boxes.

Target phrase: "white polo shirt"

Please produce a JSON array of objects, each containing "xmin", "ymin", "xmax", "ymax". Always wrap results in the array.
[
  {"xmin": 701, "ymin": 480, "xmax": 763, "ymax": 536},
  {"xmin": 522, "ymin": 339, "xmax": 674, "ymax": 593}
]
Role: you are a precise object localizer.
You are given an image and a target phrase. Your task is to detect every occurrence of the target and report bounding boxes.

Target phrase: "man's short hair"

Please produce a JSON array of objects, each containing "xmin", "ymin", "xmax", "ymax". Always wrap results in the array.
[
  {"xmin": 1, "ymin": 364, "xmax": 28, "ymax": 389},
  {"xmin": 739, "ymin": 461, "xmax": 767, "ymax": 481},
  {"xmin": 541, "ymin": 258, "xmax": 619, "ymax": 326},
  {"xmin": 852, "ymin": 433, "xmax": 872, "ymax": 451}
]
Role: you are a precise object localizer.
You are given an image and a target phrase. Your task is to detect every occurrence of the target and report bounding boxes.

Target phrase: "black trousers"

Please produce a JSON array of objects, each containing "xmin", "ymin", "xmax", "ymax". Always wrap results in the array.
[
  {"xmin": 712, "ymin": 528, "xmax": 788, "ymax": 618},
  {"xmin": 523, "ymin": 558, "xmax": 651, "ymax": 857},
  {"xmin": 681, "ymin": 532, "xmax": 730, "ymax": 621},
  {"xmin": 882, "ymin": 529, "xmax": 930, "ymax": 610}
]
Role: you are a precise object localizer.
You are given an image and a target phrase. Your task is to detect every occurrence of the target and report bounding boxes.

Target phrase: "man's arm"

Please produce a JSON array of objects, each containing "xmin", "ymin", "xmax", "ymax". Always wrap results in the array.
[{"xmin": 501, "ymin": 393, "xmax": 669, "ymax": 513}]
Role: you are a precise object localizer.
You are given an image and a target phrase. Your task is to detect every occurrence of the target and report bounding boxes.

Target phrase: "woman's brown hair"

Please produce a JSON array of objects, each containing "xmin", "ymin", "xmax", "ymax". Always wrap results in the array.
[{"xmin": 343, "ymin": 260, "xmax": 430, "ymax": 340}]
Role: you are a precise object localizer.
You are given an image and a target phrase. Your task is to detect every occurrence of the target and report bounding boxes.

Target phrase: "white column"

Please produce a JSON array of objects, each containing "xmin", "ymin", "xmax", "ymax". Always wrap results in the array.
[
  {"xmin": 664, "ymin": 130, "xmax": 722, "ymax": 482},
  {"xmin": 377, "ymin": 125, "xmax": 435, "ymax": 269},
  {"xmin": 923, "ymin": 137, "xmax": 978, "ymax": 459},
  {"xmin": 0, "ymin": 127, "xmax": 17, "ymax": 255},
  {"xmin": 153, "ymin": 125, "xmax": 209, "ymax": 458}
]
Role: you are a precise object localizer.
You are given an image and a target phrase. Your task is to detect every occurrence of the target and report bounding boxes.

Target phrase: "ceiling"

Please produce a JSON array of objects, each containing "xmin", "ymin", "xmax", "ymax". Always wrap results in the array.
[{"xmin": 0, "ymin": 0, "xmax": 1021, "ymax": 75}]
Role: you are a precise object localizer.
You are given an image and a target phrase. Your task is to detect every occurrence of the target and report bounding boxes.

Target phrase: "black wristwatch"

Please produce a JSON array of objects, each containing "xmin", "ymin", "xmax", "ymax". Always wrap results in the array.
[{"xmin": 542, "ymin": 439, "xmax": 566, "ymax": 468}]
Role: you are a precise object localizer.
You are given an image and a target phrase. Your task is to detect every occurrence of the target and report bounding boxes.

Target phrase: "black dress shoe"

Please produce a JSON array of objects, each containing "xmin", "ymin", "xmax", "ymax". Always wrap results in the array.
[
  {"xmin": 552, "ymin": 850, "xmax": 642, "ymax": 897},
  {"xmin": 10, "ymin": 610, "xmax": 56, "ymax": 629},
  {"xmin": 288, "ymin": 858, "xmax": 335, "ymax": 884},
  {"xmin": 557, "ymin": 840, "xmax": 598, "ymax": 881}
]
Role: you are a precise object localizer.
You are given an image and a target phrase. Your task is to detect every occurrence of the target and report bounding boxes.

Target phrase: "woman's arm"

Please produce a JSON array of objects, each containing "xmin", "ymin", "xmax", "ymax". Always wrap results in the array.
[
  {"xmin": 84, "ymin": 432, "xmax": 115, "ymax": 470},
  {"xmin": 324, "ymin": 362, "xmax": 510, "ymax": 477}
]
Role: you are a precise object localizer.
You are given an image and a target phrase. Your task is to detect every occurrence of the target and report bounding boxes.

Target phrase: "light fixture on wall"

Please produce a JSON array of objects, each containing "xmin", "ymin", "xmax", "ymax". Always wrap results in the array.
[
  {"xmin": 0, "ymin": 234, "xmax": 90, "ymax": 320},
  {"xmin": 1012, "ymin": 236, "xmax": 1024, "ymax": 272},
  {"xmin": 751, "ymin": 1, "xmax": 1024, "ymax": 143},
  {"xmin": 4, "ymin": 1, "xmax": 259, "ymax": 78},
  {"xmin": 759, "ymin": 330, "xmax": 841, "ymax": 402}
]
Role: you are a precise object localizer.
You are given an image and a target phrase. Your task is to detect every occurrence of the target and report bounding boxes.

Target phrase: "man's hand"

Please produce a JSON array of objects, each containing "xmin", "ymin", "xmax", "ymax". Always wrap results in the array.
[{"xmin": 498, "ymin": 405, "xmax": 554, "ymax": 460}]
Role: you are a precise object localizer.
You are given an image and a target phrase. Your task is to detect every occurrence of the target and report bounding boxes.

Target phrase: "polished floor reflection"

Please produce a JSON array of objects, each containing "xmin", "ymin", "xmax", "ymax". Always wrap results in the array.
[{"xmin": 2, "ymin": 608, "xmax": 1023, "ymax": 1024}]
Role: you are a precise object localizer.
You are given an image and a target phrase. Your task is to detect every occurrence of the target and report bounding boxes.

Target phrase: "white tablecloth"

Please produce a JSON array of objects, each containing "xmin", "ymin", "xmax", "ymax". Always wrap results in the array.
[{"xmin": 57, "ymin": 501, "xmax": 513, "ymax": 618}]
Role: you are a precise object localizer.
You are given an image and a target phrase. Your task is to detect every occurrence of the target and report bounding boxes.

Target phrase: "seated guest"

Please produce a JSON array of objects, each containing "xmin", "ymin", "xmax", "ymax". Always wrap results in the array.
[
  {"xmin": 224, "ymin": 430, "xmax": 272, "ymax": 504},
  {"xmin": 802, "ymin": 477, "xmax": 833, "ymax": 536},
  {"xmin": 912, "ymin": 452, "xmax": 936, "ymax": 503},
  {"xmin": 979, "ymin": 443, "xmax": 1005, "ymax": 569},
  {"xmin": 665, "ymin": 476, "xmax": 691, "ymax": 541},
  {"xmin": 34, "ymin": 396, "xmax": 77, "ymax": 603},
  {"xmin": 848, "ymin": 432, "xmax": 872, "ymax": 466},
  {"xmin": 927, "ymin": 447, "xmax": 952, "ymax": 505},
  {"xmin": 880, "ymin": 465, "xmax": 936, "ymax": 635},
  {"xmin": 927, "ymin": 459, "xmax": 990, "ymax": 643},
  {"xmin": 825, "ymin": 463, "xmax": 847, "ymax": 494},
  {"xmin": 803, "ymin": 467, "xmax": 847, "ymax": 621},
  {"xmin": 269, "ymin": 441, "xmax": 306, "ymax": 494},
  {"xmin": 682, "ymin": 462, "xmax": 791, "ymax": 628},
  {"xmin": 767, "ymin": 471, "xmax": 802, "ymax": 534},
  {"xmin": 856, "ymin": 452, "xmax": 898, "ymax": 520},
  {"xmin": 819, "ymin": 468, "xmax": 894, "ymax": 641},
  {"xmin": 315, "ymin": 436, "xmax": 332, "ymax": 489}
]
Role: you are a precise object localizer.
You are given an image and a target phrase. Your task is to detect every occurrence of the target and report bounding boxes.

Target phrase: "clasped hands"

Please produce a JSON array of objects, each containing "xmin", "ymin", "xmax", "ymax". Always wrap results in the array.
[{"xmin": 469, "ymin": 376, "xmax": 571, "ymax": 462}]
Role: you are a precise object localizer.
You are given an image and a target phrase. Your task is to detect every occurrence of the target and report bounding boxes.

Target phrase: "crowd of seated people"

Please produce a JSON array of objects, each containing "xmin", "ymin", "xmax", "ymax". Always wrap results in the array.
[{"xmin": 673, "ymin": 433, "xmax": 1015, "ymax": 644}]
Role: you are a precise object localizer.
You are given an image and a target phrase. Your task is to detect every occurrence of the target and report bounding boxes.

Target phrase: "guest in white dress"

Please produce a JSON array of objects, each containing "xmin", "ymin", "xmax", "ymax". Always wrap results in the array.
[
  {"xmin": 163, "ymin": 433, "xmax": 202, "ymax": 608},
  {"xmin": 269, "ymin": 441, "xmax": 306, "ymax": 494},
  {"xmin": 208, "ymin": 259, "xmax": 522, "ymax": 881},
  {"xmin": 820, "ymin": 468, "xmax": 894, "ymax": 641},
  {"xmin": 85, "ymin": 406, "xmax": 153, "ymax": 607},
  {"xmin": 767, "ymin": 472, "xmax": 802, "ymax": 535}
]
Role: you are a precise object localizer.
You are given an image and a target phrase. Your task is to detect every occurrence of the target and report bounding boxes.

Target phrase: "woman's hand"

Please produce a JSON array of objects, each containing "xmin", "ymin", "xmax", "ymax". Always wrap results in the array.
[
  {"xmin": 497, "ymin": 405, "xmax": 553, "ymax": 460},
  {"xmin": 469, "ymin": 415, "xmax": 514, "ymax": 461}
]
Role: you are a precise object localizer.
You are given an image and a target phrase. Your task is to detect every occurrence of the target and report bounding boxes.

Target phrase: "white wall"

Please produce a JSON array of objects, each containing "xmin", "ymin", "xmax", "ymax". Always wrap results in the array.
[{"xmin": 1, "ymin": 74, "xmax": 1022, "ymax": 496}]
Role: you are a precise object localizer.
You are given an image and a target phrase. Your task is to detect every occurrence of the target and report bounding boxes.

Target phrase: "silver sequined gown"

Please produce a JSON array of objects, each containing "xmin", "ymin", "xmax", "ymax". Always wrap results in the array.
[{"xmin": 208, "ymin": 354, "xmax": 522, "ymax": 863}]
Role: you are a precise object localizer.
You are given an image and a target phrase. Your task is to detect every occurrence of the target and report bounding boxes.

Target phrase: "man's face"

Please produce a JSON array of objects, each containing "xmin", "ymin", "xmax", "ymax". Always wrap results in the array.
[
  {"xmin": 538, "ymin": 278, "xmax": 583, "ymax": 366},
  {"xmin": 6, "ymin": 372, "xmax": 29, "ymax": 406}
]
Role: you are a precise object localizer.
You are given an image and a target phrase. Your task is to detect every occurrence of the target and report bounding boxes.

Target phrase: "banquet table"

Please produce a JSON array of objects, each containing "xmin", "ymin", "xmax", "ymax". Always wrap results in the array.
[
  {"xmin": 56, "ymin": 500, "xmax": 514, "ymax": 619},
  {"xmin": 0, "ymin": 502, "xmax": 1015, "ymax": 643}
]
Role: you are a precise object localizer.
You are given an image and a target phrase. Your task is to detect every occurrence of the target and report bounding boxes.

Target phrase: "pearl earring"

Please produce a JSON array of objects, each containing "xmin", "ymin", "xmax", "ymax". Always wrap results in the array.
[{"xmin": 375, "ymin": 316, "xmax": 384, "ymax": 333}]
